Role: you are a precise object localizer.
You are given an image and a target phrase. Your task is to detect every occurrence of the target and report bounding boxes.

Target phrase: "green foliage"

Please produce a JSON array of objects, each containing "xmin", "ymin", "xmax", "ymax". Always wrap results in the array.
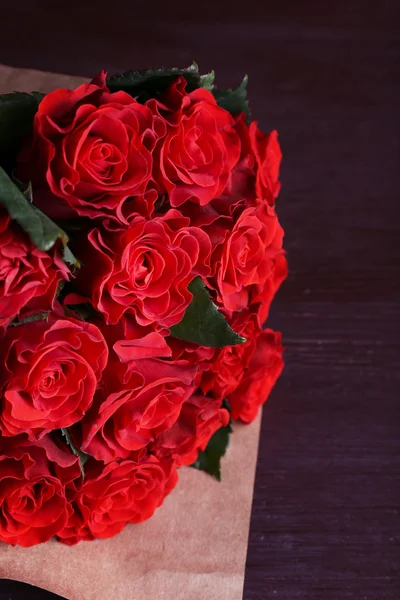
[
  {"xmin": 107, "ymin": 63, "xmax": 202, "ymax": 99},
  {"xmin": 170, "ymin": 277, "xmax": 246, "ymax": 348},
  {"xmin": 199, "ymin": 70, "xmax": 216, "ymax": 90},
  {"xmin": 191, "ymin": 404, "xmax": 233, "ymax": 481},
  {"xmin": 213, "ymin": 75, "xmax": 249, "ymax": 117},
  {"xmin": 0, "ymin": 91, "xmax": 44, "ymax": 169},
  {"xmin": 61, "ymin": 428, "xmax": 89, "ymax": 477},
  {"xmin": 0, "ymin": 167, "xmax": 79, "ymax": 267},
  {"xmin": 9, "ymin": 312, "xmax": 49, "ymax": 327}
]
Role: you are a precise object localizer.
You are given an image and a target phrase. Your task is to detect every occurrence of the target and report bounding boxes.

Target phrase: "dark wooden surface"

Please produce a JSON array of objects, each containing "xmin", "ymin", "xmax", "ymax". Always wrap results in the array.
[{"xmin": 1, "ymin": 2, "xmax": 399, "ymax": 598}]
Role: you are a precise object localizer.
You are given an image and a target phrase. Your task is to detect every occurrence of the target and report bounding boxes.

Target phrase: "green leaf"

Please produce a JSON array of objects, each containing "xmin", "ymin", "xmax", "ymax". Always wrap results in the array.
[
  {"xmin": 63, "ymin": 301, "xmax": 97, "ymax": 322},
  {"xmin": 31, "ymin": 92, "xmax": 46, "ymax": 103},
  {"xmin": 191, "ymin": 416, "xmax": 233, "ymax": 481},
  {"xmin": 199, "ymin": 70, "xmax": 215, "ymax": 91},
  {"xmin": 107, "ymin": 63, "xmax": 202, "ymax": 100},
  {"xmin": 0, "ymin": 91, "xmax": 44, "ymax": 168},
  {"xmin": 221, "ymin": 398, "xmax": 232, "ymax": 414},
  {"xmin": 213, "ymin": 75, "xmax": 249, "ymax": 117},
  {"xmin": 9, "ymin": 312, "xmax": 49, "ymax": 327},
  {"xmin": 60, "ymin": 428, "xmax": 89, "ymax": 477},
  {"xmin": 63, "ymin": 245, "xmax": 80, "ymax": 268},
  {"xmin": 0, "ymin": 167, "xmax": 79, "ymax": 267},
  {"xmin": 169, "ymin": 277, "xmax": 246, "ymax": 348}
]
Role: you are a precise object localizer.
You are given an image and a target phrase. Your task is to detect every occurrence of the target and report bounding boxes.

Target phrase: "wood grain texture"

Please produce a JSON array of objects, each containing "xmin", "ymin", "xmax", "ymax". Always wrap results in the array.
[{"xmin": 0, "ymin": 1, "xmax": 399, "ymax": 598}]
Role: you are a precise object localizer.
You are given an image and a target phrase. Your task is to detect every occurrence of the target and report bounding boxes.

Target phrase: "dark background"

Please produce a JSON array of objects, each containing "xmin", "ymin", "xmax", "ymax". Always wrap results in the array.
[{"xmin": 1, "ymin": 1, "xmax": 399, "ymax": 598}]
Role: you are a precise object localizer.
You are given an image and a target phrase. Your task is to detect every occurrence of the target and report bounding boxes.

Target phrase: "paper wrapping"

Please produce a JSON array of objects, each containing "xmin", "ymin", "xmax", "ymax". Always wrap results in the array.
[{"xmin": 0, "ymin": 64, "xmax": 262, "ymax": 600}]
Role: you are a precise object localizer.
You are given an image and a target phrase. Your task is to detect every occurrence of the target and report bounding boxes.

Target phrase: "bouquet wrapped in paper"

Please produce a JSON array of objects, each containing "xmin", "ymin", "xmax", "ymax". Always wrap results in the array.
[{"xmin": 0, "ymin": 63, "xmax": 286, "ymax": 553}]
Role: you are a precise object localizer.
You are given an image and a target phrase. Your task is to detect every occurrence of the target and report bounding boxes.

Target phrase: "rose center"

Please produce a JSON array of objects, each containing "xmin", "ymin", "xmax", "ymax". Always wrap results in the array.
[
  {"xmin": 9, "ymin": 482, "xmax": 40, "ymax": 515},
  {"xmin": 131, "ymin": 252, "xmax": 153, "ymax": 287},
  {"xmin": 237, "ymin": 242, "xmax": 251, "ymax": 266},
  {"xmin": 38, "ymin": 363, "xmax": 65, "ymax": 392},
  {"xmin": 79, "ymin": 134, "xmax": 126, "ymax": 184}
]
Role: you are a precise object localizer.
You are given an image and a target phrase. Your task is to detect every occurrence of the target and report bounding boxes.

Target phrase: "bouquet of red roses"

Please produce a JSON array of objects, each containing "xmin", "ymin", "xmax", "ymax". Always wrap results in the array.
[{"xmin": 0, "ymin": 64, "xmax": 287, "ymax": 547}]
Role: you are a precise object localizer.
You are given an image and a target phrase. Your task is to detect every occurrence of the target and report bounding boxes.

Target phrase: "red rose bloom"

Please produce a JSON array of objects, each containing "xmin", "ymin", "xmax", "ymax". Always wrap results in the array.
[
  {"xmin": 227, "ymin": 329, "xmax": 284, "ymax": 423},
  {"xmin": 211, "ymin": 115, "xmax": 281, "ymax": 214},
  {"xmin": 214, "ymin": 202, "xmax": 285, "ymax": 313},
  {"xmin": 0, "ymin": 435, "xmax": 80, "ymax": 547},
  {"xmin": 249, "ymin": 123, "xmax": 282, "ymax": 204},
  {"xmin": 217, "ymin": 112, "xmax": 258, "ymax": 209},
  {"xmin": 17, "ymin": 71, "xmax": 165, "ymax": 223},
  {"xmin": 0, "ymin": 210, "xmax": 70, "ymax": 327},
  {"xmin": 0, "ymin": 313, "xmax": 108, "ymax": 438},
  {"xmin": 167, "ymin": 336, "xmax": 216, "ymax": 387},
  {"xmin": 58, "ymin": 456, "xmax": 177, "ymax": 545},
  {"xmin": 152, "ymin": 394, "xmax": 230, "ymax": 466},
  {"xmin": 75, "ymin": 209, "xmax": 211, "ymax": 327},
  {"xmin": 81, "ymin": 331, "xmax": 197, "ymax": 462},
  {"xmin": 254, "ymin": 251, "xmax": 288, "ymax": 325},
  {"xmin": 200, "ymin": 310, "xmax": 261, "ymax": 401},
  {"xmin": 151, "ymin": 77, "xmax": 241, "ymax": 207}
]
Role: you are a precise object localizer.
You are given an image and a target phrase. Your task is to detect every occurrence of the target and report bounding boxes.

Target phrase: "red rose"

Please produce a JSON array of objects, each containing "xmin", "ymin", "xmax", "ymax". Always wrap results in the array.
[
  {"xmin": 152, "ymin": 394, "xmax": 230, "ymax": 466},
  {"xmin": 0, "ymin": 435, "xmax": 80, "ymax": 547},
  {"xmin": 227, "ymin": 329, "xmax": 284, "ymax": 423},
  {"xmin": 249, "ymin": 123, "xmax": 282, "ymax": 204},
  {"xmin": 17, "ymin": 71, "xmax": 165, "ymax": 223},
  {"xmin": 0, "ymin": 312, "xmax": 108, "ymax": 438},
  {"xmin": 151, "ymin": 77, "xmax": 241, "ymax": 207},
  {"xmin": 167, "ymin": 335, "xmax": 216, "ymax": 387},
  {"xmin": 81, "ymin": 331, "xmax": 197, "ymax": 462},
  {"xmin": 174, "ymin": 117, "xmax": 254, "ymax": 231},
  {"xmin": 253, "ymin": 251, "xmax": 288, "ymax": 325},
  {"xmin": 208, "ymin": 115, "xmax": 280, "ymax": 215},
  {"xmin": 217, "ymin": 113, "xmax": 258, "ymax": 208},
  {"xmin": 179, "ymin": 118, "xmax": 282, "ymax": 237},
  {"xmin": 213, "ymin": 202, "xmax": 285, "ymax": 313},
  {"xmin": 200, "ymin": 310, "xmax": 261, "ymax": 400},
  {"xmin": 74, "ymin": 209, "xmax": 211, "ymax": 327},
  {"xmin": 0, "ymin": 210, "xmax": 70, "ymax": 327},
  {"xmin": 58, "ymin": 456, "xmax": 177, "ymax": 545}
]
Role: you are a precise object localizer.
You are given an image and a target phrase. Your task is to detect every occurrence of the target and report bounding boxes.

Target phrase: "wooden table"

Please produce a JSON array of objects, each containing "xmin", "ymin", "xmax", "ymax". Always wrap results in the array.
[{"xmin": 1, "ymin": 1, "xmax": 399, "ymax": 598}]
